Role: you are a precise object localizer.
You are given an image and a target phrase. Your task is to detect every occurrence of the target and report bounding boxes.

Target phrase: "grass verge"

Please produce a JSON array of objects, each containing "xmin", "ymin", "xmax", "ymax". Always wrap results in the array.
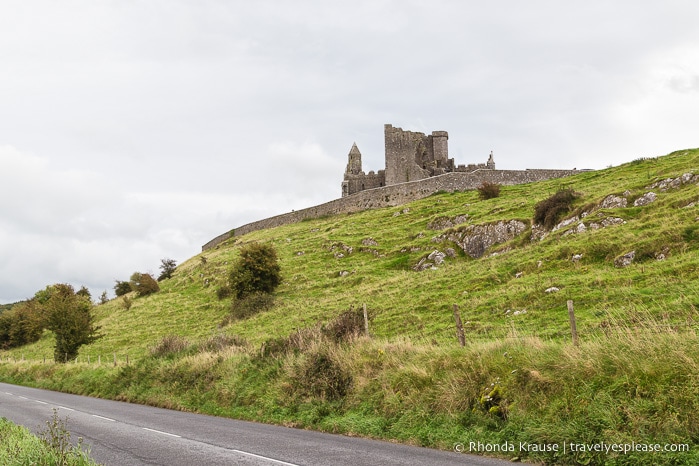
[{"xmin": 1, "ymin": 319, "xmax": 697, "ymax": 465}]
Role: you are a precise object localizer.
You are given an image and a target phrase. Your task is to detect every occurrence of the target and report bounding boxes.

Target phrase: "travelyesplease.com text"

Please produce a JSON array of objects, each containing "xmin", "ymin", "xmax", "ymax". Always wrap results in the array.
[{"xmin": 454, "ymin": 441, "xmax": 690, "ymax": 455}]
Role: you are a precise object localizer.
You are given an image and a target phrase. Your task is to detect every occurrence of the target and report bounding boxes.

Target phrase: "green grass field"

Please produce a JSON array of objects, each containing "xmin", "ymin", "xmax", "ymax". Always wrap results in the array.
[{"xmin": 1, "ymin": 148, "xmax": 698, "ymax": 464}]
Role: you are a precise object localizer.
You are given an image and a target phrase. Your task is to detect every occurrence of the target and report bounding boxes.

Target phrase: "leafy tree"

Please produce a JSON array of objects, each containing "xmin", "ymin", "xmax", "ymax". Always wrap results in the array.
[
  {"xmin": 0, "ymin": 300, "xmax": 44, "ymax": 349},
  {"xmin": 129, "ymin": 272, "xmax": 160, "ymax": 297},
  {"xmin": 229, "ymin": 242, "xmax": 282, "ymax": 299},
  {"xmin": 43, "ymin": 284, "xmax": 102, "ymax": 363},
  {"xmin": 114, "ymin": 280, "xmax": 132, "ymax": 297},
  {"xmin": 158, "ymin": 258, "xmax": 177, "ymax": 281},
  {"xmin": 76, "ymin": 286, "xmax": 92, "ymax": 301}
]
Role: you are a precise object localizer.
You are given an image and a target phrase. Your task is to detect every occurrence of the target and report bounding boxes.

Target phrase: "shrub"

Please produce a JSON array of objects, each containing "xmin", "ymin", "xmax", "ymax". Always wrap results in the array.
[
  {"xmin": 114, "ymin": 280, "xmax": 132, "ymax": 297},
  {"xmin": 150, "ymin": 335, "xmax": 191, "ymax": 358},
  {"xmin": 477, "ymin": 181, "xmax": 501, "ymax": 200},
  {"xmin": 121, "ymin": 296, "xmax": 133, "ymax": 311},
  {"xmin": 199, "ymin": 334, "xmax": 246, "ymax": 352},
  {"xmin": 533, "ymin": 188, "xmax": 579, "ymax": 230},
  {"xmin": 291, "ymin": 348, "xmax": 352, "ymax": 401},
  {"xmin": 129, "ymin": 273, "xmax": 160, "ymax": 297},
  {"xmin": 225, "ymin": 292, "xmax": 275, "ymax": 323},
  {"xmin": 230, "ymin": 243, "xmax": 282, "ymax": 299},
  {"xmin": 322, "ymin": 307, "xmax": 368, "ymax": 343},
  {"xmin": 216, "ymin": 285, "xmax": 232, "ymax": 300}
]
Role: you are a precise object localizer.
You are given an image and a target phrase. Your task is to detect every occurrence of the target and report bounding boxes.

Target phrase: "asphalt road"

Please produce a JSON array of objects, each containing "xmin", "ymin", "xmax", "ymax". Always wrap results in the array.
[{"xmin": 0, "ymin": 382, "xmax": 514, "ymax": 465}]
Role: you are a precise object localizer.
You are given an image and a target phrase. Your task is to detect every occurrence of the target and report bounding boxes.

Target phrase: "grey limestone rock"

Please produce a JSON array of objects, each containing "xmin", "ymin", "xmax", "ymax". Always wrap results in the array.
[
  {"xmin": 614, "ymin": 251, "xmax": 636, "ymax": 267},
  {"xmin": 634, "ymin": 192, "xmax": 657, "ymax": 206},
  {"xmin": 441, "ymin": 220, "xmax": 527, "ymax": 258}
]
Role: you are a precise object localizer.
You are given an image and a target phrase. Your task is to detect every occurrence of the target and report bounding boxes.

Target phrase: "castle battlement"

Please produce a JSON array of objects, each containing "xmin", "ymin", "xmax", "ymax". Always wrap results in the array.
[
  {"xmin": 342, "ymin": 124, "xmax": 495, "ymax": 197},
  {"xmin": 202, "ymin": 124, "xmax": 585, "ymax": 250}
]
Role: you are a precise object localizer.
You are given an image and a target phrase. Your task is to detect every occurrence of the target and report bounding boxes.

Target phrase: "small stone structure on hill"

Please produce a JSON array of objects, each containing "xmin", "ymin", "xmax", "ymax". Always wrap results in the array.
[{"xmin": 202, "ymin": 124, "xmax": 586, "ymax": 250}]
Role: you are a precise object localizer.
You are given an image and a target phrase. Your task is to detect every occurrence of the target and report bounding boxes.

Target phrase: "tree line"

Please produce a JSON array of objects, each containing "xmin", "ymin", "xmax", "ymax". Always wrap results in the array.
[{"xmin": 0, "ymin": 258, "xmax": 178, "ymax": 362}]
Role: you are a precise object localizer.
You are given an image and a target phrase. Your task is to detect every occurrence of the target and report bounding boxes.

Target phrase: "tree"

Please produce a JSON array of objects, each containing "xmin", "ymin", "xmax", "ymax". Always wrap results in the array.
[
  {"xmin": 229, "ymin": 243, "xmax": 282, "ymax": 299},
  {"xmin": 44, "ymin": 284, "xmax": 102, "ymax": 363},
  {"xmin": 129, "ymin": 272, "xmax": 160, "ymax": 297},
  {"xmin": 158, "ymin": 258, "xmax": 177, "ymax": 281},
  {"xmin": 114, "ymin": 280, "xmax": 132, "ymax": 297},
  {"xmin": 0, "ymin": 300, "xmax": 44, "ymax": 349}
]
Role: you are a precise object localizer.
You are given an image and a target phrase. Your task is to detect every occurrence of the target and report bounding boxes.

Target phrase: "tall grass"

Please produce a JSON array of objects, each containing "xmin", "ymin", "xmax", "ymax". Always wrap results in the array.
[
  {"xmin": 0, "ymin": 414, "xmax": 99, "ymax": 465},
  {"xmin": 1, "ymin": 320, "xmax": 697, "ymax": 464}
]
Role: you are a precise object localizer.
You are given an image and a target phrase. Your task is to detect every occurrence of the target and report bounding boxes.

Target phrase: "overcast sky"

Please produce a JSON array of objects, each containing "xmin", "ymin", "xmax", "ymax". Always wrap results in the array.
[{"xmin": 1, "ymin": 1, "xmax": 698, "ymax": 303}]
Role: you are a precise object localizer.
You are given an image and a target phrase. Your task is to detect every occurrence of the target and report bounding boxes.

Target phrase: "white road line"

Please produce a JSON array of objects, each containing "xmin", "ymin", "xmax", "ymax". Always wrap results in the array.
[
  {"xmin": 35, "ymin": 400, "xmax": 48, "ymax": 405},
  {"xmin": 91, "ymin": 414, "xmax": 116, "ymax": 422},
  {"xmin": 4, "ymin": 392, "xmax": 12, "ymax": 395},
  {"xmin": 231, "ymin": 449, "xmax": 300, "ymax": 466},
  {"xmin": 142, "ymin": 427, "xmax": 181, "ymax": 438},
  {"xmin": 18, "ymin": 396, "xmax": 28, "ymax": 400},
  {"xmin": 57, "ymin": 406, "xmax": 75, "ymax": 411}
]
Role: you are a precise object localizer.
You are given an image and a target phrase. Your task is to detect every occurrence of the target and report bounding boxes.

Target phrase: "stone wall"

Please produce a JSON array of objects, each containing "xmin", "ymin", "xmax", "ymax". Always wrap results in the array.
[{"xmin": 201, "ymin": 168, "xmax": 585, "ymax": 250}]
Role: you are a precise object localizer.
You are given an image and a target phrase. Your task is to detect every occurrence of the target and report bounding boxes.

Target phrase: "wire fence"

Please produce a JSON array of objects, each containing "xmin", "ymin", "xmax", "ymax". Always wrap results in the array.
[{"xmin": 2, "ymin": 352, "xmax": 132, "ymax": 366}]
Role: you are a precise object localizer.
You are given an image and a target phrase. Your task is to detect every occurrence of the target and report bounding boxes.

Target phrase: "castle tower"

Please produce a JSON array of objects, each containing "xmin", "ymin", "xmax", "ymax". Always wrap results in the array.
[
  {"xmin": 486, "ymin": 151, "xmax": 495, "ymax": 169},
  {"xmin": 431, "ymin": 130, "xmax": 449, "ymax": 168},
  {"xmin": 345, "ymin": 142, "xmax": 362, "ymax": 175}
]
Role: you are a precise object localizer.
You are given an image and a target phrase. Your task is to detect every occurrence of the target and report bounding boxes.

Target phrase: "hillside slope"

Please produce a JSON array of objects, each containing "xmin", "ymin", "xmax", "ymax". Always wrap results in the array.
[
  {"xmin": 2, "ymin": 148, "xmax": 698, "ymax": 465},
  {"xmin": 195, "ymin": 148, "xmax": 699, "ymax": 344},
  {"xmin": 65, "ymin": 149, "xmax": 699, "ymax": 354}
]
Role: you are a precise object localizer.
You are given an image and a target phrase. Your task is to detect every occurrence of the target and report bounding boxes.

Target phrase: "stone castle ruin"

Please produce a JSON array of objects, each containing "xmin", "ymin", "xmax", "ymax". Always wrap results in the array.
[
  {"xmin": 342, "ymin": 124, "xmax": 495, "ymax": 197},
  {"xmin": 202, "ymin": 123, "xmax": 585, "ymax": 250}
]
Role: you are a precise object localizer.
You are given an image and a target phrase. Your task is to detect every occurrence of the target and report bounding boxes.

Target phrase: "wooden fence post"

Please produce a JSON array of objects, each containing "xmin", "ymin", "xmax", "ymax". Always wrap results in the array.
[
  {"xmin": 567, "ymin": 300, "xmax": 579, "ymax": 346},
  {"xmin": 363, "ymin": 303, "xmax": 370, "ymax": 337},
  {"xmin": 114, "ymin": 353, "xmax": 117, "ymax": 367},
  {"xmin": 453, "ymin": 304, "xmax": 466, "ymax": 347}
]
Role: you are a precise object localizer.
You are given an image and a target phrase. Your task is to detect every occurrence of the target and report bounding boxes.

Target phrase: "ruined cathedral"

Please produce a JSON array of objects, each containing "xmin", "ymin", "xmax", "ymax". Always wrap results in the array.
[{"xmin": 342, "ymin": 124, "xmax": 495, "ymax": 197}]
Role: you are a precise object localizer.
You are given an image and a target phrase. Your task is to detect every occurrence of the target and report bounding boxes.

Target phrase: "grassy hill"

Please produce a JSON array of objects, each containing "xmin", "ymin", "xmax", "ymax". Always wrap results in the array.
[{"xmin": 2, "ymin": 148, "xmax": 699, "ymax": 464}]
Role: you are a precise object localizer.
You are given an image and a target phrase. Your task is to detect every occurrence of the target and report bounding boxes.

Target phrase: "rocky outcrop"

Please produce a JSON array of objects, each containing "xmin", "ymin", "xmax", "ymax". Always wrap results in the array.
[
  {"xmin": 438, "ymin": 220, "xmax": 528, "ymax": 258},
  {"xmin": 633, "ymin": 192, "xmax": 657, "ymax": 206},
  {"xmin": 647, "ymin": 173, "xmax": 699, "ymax": 191},
  {"xmin": 600, "ymin": 194, "xmax": 628, "ymax": 209}
]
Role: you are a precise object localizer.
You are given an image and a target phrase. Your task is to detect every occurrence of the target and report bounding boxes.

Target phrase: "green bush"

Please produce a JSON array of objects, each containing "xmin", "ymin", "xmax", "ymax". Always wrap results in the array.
[
  {"xmin": 114, "ymin": 280, "xmax": 132, "ymax": 297},
  {"xmin": 229, "ymin": 242, "xmax": 282, "ymax": 299},
  {"xmin": 533, "ymin": 188, "xmax": 579, "ymax": 230},
  {"xmin": 216, "ymin": 285, "xmax": 232, "ymax": 300},
  {"xmin": 129, "ymin": 272, "xmax": 160, "ymax": 297}
]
